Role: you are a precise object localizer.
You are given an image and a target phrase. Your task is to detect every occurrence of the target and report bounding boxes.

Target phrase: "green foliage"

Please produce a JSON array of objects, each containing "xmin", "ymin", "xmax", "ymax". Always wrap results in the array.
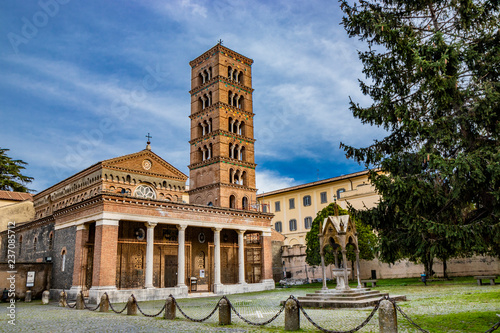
[
  {"xmin": 0, "ymin": 148, "xmax": 33, "ymax": 192},
  {"xmin": 339, "ymin": 0, "xmax": 500, "ymax": 273},
  {"xmin": 305, "ymin": 203, "xmax": 377, "ymax": 266}
]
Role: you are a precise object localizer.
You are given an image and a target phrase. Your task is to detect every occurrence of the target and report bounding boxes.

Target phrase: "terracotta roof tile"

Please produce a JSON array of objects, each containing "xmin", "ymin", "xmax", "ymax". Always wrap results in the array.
[{"xmin": 0, "ymin": 190, "xmax": 33, "ymax": 202}]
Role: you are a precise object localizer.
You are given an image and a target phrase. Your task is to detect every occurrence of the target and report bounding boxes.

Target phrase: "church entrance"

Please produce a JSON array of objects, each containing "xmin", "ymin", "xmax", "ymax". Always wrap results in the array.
[{"xmin": 164, "ymin": 255, "xmax": 177, "ymax": 287}]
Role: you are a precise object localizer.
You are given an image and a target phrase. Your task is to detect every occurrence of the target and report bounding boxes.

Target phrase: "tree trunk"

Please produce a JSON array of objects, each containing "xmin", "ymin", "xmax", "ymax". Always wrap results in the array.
[
  {"xmin": 443, "ymin": 258, "xmax": 448, "ymax": 279},
  {"xmin": 423, "ymin": 252, "xmax": 434, "ymax": 278}
]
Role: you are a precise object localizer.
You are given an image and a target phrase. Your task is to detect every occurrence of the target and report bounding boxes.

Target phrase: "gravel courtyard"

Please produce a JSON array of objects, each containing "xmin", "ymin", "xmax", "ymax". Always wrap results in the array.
[{"xmin": 1, "ymin": 281, "xmax": 498, "ymax": 332}]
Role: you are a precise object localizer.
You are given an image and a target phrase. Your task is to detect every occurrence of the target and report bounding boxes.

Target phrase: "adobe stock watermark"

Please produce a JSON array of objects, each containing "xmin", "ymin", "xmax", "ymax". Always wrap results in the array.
[
  {"xmin": 51, "ymin": 63, "xmax": 168, "ymax": 178},
  {"xmin": 7, "ymin": 0, "xmax": 71, "ymax": 54},
  {"xmin": 6, "ymin": 222, "xmax": 16, "ymax": 325}
]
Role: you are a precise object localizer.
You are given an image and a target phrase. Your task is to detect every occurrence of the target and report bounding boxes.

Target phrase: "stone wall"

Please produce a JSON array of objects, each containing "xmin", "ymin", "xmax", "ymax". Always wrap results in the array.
[
  {"xmin": 0, "ymin": 263, "xmax": 52, "ymax": 299},
  {"xmin": 281, "ymin": 244, "xmax": 500, "ymax": 280},
  {"xmin": 51, "ymin": 226, "xmax": 76, "ymax": 290},
  {"xmin": 0, "ymin": 221, "xmax": 54, "ymax": 263}
]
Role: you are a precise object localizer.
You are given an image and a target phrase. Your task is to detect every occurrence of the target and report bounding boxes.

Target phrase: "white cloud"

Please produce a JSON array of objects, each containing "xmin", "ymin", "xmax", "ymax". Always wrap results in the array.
[{"xmin": 256, "ymin": 169, "xmax": 298, "ymax": 194}]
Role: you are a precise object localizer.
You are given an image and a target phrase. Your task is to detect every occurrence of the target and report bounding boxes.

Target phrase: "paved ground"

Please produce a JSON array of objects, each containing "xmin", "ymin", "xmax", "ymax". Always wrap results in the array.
[
  {"xmin": 1, "ymin": 283, "xmax": 498, "ymax": 332},
  {"xmin": 0, "ymin": 287, "xmax": 384, "ymax": 332}
]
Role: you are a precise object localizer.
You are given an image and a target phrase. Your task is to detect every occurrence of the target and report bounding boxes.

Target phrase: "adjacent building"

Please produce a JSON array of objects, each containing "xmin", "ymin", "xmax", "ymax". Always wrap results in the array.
[{"xmin": 258, "ymin": 172, "xmax": 499, "ymax": 281}]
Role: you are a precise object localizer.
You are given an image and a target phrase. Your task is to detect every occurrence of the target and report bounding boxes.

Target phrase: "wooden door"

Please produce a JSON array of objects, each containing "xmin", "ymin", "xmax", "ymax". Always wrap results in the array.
[{"xmin": 164, "ymin": 255, "xmax": 178, "ymax": 287}]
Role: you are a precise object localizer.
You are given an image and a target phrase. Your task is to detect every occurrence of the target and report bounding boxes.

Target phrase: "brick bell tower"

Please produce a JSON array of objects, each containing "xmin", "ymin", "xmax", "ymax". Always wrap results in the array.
[{"xmin": 188, "ymin": 43, "xmax": 257, "ymax": 209}]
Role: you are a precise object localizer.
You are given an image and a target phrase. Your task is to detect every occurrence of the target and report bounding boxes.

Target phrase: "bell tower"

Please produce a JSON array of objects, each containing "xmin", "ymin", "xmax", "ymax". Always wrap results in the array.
[{"xmin": 188, "ymin": 44, "xmax": 257, "ymax": 209}]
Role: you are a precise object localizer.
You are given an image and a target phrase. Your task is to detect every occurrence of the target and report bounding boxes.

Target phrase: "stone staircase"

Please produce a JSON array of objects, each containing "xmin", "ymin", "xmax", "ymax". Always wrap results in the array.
[{"xmin": 295, "ymin": 288, "xmax": 406, "ymax": 308}]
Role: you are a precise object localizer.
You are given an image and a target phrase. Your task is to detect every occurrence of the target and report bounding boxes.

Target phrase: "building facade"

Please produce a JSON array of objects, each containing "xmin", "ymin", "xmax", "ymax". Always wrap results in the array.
[
  {"xmin": 257, "ymin": 170, "xmax": 379, "ymax": 247},
  {"xmin": 258, "ymin": 172, "xmax": 499, "ymax": 281},
  {"xmin": 0, "ymin": 45, "xmax": 275, "ymax": 303}
]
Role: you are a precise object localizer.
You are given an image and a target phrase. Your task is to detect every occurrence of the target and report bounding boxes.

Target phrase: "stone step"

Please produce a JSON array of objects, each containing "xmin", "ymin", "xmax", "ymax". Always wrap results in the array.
[
  {"xmin": 314, "ymin": 288, "xmax": 372, "ymax": 294},
  {"xmin": 296, "ymin": 295, "xmax": 407, "ymax": 309},
  {"xmin": 300, "ymin": 292, "xmax": 385, "ymax": 302},
  {"xmin": 307, "ymin": 290, "xmax": 381, "ymax": 298}
]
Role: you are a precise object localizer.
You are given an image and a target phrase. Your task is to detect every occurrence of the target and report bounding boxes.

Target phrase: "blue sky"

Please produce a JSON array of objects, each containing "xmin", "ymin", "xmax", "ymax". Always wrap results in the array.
[{"xmin": 0, "ymin": 0, "xmax": 385, "ymax": 194}]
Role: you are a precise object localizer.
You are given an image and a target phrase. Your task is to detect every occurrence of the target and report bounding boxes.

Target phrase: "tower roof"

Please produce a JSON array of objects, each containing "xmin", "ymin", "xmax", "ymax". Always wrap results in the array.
[{"xmin": 189, "ymin": 43, "xmax": 254, "ymax": 68}]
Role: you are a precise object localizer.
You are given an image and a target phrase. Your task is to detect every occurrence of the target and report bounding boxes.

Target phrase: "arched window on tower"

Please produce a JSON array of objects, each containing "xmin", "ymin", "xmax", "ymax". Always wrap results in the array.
[
  {"xmin": 237, "ymin": 71, "xmax": 243, "ymax": 84},
  {"xmin": 239, "ymin": 121, "xmax": 244, "ymax": 135},
  {"xmin": 229, "ymin": 195, "xmax": 236, "ymax": 209},
  {"xmin": 33, "ymin": 237, "xmax": 37, "ymax": 252},
  {"xmin": 242, "ymin": 171, "xmax": 247, "ymax": 186},
  {"xmin": 239, "ymin": 146, "xmax": 245, "ymax": 161},
  {"xmin": 228, "ymin": 66, "xmax": 233, "ymax": 79},
  {"xmin": 237, "ymin": 96, "xmax": 243, "ymax": 109},
  {"xmin": 229, "ymin": 168, "xmax": 234, "ymax": 183},
  {"xmin": 242, "ymin": 197, "xmax": 248, "ymax": 210},
  {"xmin": 228, "ymin": 91, "xmax": 233, "ymax": 106},
  {"xmin": 233, "ymin": 170, "xmax": 240, "ymax": 185}
]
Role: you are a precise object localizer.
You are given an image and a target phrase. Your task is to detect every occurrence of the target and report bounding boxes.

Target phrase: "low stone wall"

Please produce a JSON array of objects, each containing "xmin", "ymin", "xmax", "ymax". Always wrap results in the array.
[
  {"xmin": 0, "ymin": 262, "xmax": 52, "ymax": 299},
  {"xmin": 281, "ymin": 245, "xmax": 500, "ymax": 281}
]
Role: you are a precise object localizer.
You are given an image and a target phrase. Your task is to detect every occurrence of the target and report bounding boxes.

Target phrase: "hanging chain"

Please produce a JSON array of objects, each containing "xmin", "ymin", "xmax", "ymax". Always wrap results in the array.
[
  {"xmin": 390, "ymin": 298, "xmax": 430, "ymax": 333},
  {"xmin": 484, "ymin": 319, "xmax": 500, "ymax": 333},
  {"xmin": 172, "ymin": 295, "xmax": 219, "ymax": 322},
  {"xmin": 226, "ymin": 295, "xmax": 286, "ymax": 326},
  {"xmin": 132, "ymin": 294, "xmax": 166, "ymax": 317},
  {"xmin": 81, "ymin": 291, "xmax": 102, "ymax": 311},
  {"xmin": 106, "ymin": 292, "xmax": 128, "ymax": 314},
  {"xmin": 293, "ymin": 295, "xmax": 380, "ymax": 333}
]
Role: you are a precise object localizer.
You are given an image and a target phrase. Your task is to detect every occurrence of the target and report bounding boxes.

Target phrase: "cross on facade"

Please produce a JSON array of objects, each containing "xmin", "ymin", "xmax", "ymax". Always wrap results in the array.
[
  {"xmin": 218, "ymin": 39, "xmax": 223, "ymax": 45},
  {"xmin": 146, "ymin": 133, "xmax": 152, "ymax": 144}
]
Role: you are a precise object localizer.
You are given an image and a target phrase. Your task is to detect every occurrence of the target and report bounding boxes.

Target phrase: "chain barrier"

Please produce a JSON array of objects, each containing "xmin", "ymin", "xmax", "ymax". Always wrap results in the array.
[
  {"xmin": 171, "ymin": 294, "xmax": 220, "ymax": 322},
  {"xmin": 66, "ymin": 302, "xmax": 77, "ymax": 309},
  {"xmin": 131, "ymin": 294, "xmax": 166, "ymax": 317},
  {"xmin": 60, "ymin": 290, "xmax": 500, "ymax": 333},
  {"xmin": 391, "ymin": 297, "xmax": 500, "ymax": 333},
  {"xmin": 484, "ymin": 319, "xmax": 500, "ymax": 333},
  {"xmin": 294, "ymin": 295, "xmax": 381, "ymax": 333},
  {"xmin": 389, "ymin": 298, "xmax": 430, "ymax": 333},
  {"xmin": 61, "ymin": 289, "xmax": 77, "ymax": 309},
  {"xmin": 105, "ymin": 293, "xmax": 128, "ymax": 314},
  {"xmin": 226, "ymin": 295, "xmax": 287, "ymax": 326},
  {"xmin": 81, "ymin": 291, "xmax": 102, "ymax": 311}
]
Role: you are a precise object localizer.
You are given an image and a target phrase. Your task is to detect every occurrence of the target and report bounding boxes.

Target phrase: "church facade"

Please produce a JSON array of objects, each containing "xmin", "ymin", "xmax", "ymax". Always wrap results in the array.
[{"xmin": 0, "ymin": 44, "xmax": 275, "ymax": 303}]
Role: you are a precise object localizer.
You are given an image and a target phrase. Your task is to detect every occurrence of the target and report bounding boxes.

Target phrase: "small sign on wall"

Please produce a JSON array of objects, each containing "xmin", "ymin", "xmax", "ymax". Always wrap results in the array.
[
  {"xmin": 26, "ymin": 271, "xmax": 35, "ymax": 287},
  {"xmin": 200, "ymin": 269, "xmax": 205, "ymax": 278}
]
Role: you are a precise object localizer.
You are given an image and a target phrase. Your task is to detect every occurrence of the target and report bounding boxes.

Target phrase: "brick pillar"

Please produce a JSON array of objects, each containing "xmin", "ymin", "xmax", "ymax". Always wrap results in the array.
[
  {"xmin": 71, "ymin": 224, "xmax": 88, "ymax": 290},
  {"xmin": 92, "ymin": 219, "xmax": 119, "ymax": 289},
  {"xmin": 261, "ymin": 232, "xmax": 273, "ymax": 281}
]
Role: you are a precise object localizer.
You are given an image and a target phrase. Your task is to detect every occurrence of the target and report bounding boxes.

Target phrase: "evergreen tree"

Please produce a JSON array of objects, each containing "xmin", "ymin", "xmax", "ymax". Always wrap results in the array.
[
  {"xmin": 0, "ymin": 148, "xmax": 34, "ymax": 192},
  {"xmin": 339, "ymin": 0, "xmax": 500, "ymax": 275}
]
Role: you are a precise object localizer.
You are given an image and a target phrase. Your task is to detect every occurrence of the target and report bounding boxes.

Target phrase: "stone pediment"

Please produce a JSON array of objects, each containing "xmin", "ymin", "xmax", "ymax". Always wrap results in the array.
[{"xmin": 101, "ymin": 150, "xmax": 187, "ymax": 181}]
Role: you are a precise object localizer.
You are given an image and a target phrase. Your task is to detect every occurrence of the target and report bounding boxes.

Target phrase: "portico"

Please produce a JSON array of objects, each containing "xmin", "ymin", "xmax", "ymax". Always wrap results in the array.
[{"xmin": 56, "ymin": 195, "xmax": 273, "ymax": 303}]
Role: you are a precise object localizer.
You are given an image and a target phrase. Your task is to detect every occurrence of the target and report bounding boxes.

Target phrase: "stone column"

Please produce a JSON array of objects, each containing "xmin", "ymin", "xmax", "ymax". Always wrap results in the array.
[
  {"xmin": 91, "ymin": 219, "xmax": 119, "ymax": 290},
  {"xmin": 355, "ymin": 250, "xmax": 362, "ymax": 289},
  {"xmin": 342, "ymin": 250, "xmax": 350, "ymax": 290},
  {"xmin": 319, "ymin": 236, "xmax": 327, "ymax": 290},
  {"xmin": 320, "ymin": 252, "xmax": 328, "ymax": 290},
  {"xmin": 177, "ymin": 225, "xmax": 187, "ymax": 287},
  {"xmin": 238, "ymin": 230, "xmax": 246, "ymax": 284},
  {"xmin": 213, "ymin": 228, "xmax": 222, "ymax": 289},
  {"xmin": 144, "ymin": 222, "xmax": 157, "ymax": 289}
]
